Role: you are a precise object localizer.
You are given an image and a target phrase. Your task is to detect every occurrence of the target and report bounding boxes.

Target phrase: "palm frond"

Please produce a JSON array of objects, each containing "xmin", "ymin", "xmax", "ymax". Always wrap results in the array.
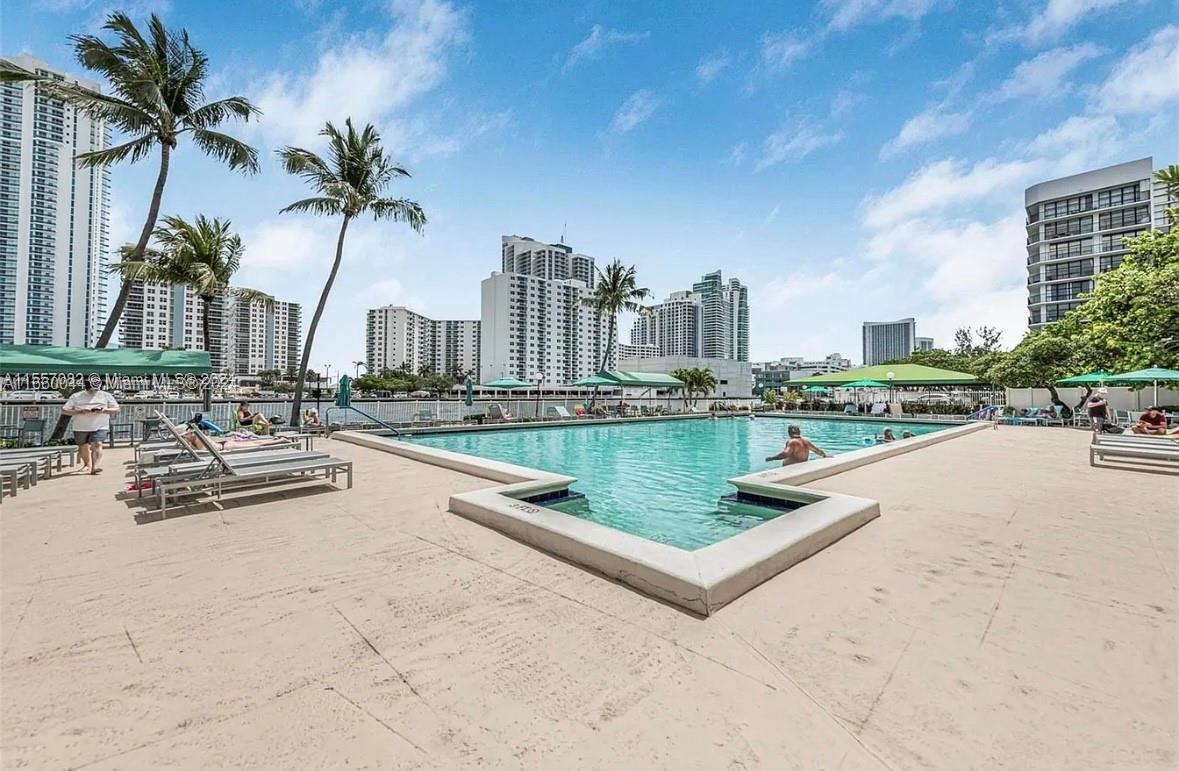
[
  {"xmin": 232, "ymin": 288, "xmax": 274, "ymax": 307},
  {"xmin": 0, "ymin": 59, "xmax": 37, "ymax": 83},
  {"xmin": 368, "ymin": 198, "xmax": 426, "ymax": 232},
  {"xmin": 189, "ymin": 127, "xmax": 259, "ymax": 172},
  {"xmin": 278, "ymin": 197, "xmax": 344, "ymax": 216},
  {"xmin": 77, "ymin": 134, "xmax": 156, "ymax": 168},
  {"xmin": 184, "ymin": 96, "xmax": 259, "ymax": 129},
  {"xmin": 276, "ymin": 146, "xmax": 337, "ymax": 190}
]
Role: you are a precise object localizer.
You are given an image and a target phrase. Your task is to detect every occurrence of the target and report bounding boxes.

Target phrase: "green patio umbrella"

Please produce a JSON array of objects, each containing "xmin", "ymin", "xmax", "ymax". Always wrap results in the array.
[
  {"xmin": 841, "ymin": 379, "xmax": 889, "ymax": 388},
  {"xmin": 1055, "ymin": 370, "xmax": 1112, "ymax": 385},
  {"xmin": 840, "ymin": 378, "xmax": 888, "ymax": 406},
  {"xmin": 335, "ymin": 374, "xmax": 352, "ymax": 408},
  {"xmin": 481, "ymin": 376, "xmax": 532, "ymax": 389},
  {"xmin": 803, "ymin": 385, "xmax": 830, "ymax": 395},
  {"xmin": 1107, "ymin": 367, "xmax": 1179, "ymax": 405},
  {"xmin": 464, "ymin": 376, "xmax": 474, "ymax": 407}
]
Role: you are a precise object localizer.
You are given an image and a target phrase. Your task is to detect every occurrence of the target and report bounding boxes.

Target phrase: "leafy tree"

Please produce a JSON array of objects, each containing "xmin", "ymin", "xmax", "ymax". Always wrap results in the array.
[
  {"xmin": 1062, "ymin": 230, "xmax": 1179, "ymax": 373},
  {"xmin": 256, "ymin": 369, "xmax": 280, "ymax": 387},
  {"xmin": 1, "ymin": 13, "xmax": 260, "ymax": 346},
  {"xmin": 583, "ymin": 260, "xmax": 650, "ymax": 370},
  {"xmin": 1155, "ymin": 165, "xmax": 1179, "ymax": 224},
  {"xmin": 761, "ymin": 387, "xmax": 781, "ymax": 407},
  {"xmin": 277, "ymin": 118, "xmax": 426, "ymax": 426},
  {"xmin": 984, "ymin": 331, "xmax": 1080, "ymax": 415}
]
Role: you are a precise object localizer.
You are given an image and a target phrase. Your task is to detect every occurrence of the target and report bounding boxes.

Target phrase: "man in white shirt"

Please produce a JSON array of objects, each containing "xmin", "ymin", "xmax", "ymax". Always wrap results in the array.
[{"xmin": 62, "ymin": 379, "xmax": 120, "ymax": 474}]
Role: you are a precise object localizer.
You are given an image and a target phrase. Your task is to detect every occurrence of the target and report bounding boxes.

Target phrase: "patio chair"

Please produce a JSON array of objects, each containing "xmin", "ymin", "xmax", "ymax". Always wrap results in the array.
[
  {"xmin": 843, "ymin": 404, "xmax": 856, "ymax": 416},
  {"xmin": 868, "ymin": 402, "xmax": 888, "ymax": 418},
  {"xmin": 0, "ymin": 446, "xmax": 76, "ymax": 473},
  {"xmin": 412, "ymin": 409, "xmax": 436, "ymax": 426},
  {"xmin": 486, "ymin": 403, "xmax": 514, "ymax": 422},
  {"xmin": 151, "ymin": 426, "xmax": 352, "ymax": 517}
]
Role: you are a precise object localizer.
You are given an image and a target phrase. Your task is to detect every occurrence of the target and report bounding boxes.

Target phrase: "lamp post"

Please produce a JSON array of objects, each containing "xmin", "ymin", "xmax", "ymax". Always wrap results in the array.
[
  {"xmin": 533, "ymin": 371, "xmax": 544, "ymax": 419},
  {"xmin": 887, "ymin": 371, "xmax": 895, "ymax": 405}
]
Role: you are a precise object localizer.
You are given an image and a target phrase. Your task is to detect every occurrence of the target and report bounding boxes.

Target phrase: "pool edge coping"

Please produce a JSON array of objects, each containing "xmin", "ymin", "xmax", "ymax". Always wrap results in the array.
[{"xmin": 334, "ymin": 420, "xmax": 990, "ymax": 616}]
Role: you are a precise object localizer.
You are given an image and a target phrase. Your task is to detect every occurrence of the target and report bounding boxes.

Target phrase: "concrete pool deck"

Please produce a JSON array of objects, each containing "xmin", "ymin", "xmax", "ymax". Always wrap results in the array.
[{"xmin": 2, "ymin": 427, "xmax": 1175, "ymax": 768}]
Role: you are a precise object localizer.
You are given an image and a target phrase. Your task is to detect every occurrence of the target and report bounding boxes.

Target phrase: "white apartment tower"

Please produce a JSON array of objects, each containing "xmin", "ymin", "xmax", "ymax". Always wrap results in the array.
[
  {"xmin": 365, "ymin": 305, "xmax": 480, "ymax": 377},
  {"xmin": 121, "ymin": 280, "xmax": 300, "ymax": 377},
  {"xmin": 0, "ymin": 55, "xmax": 110, "ymax": 346},
  {"xmin": 1025, "ymin": 157, "xmax": 1175, "ymax": 328},
  {"xmin": 862, "ymin": 318, "xmax": 916, "ymax": 366},
  {"xmin": 480, "ymin": 236, "xmax": 609, "ymax": 385}
]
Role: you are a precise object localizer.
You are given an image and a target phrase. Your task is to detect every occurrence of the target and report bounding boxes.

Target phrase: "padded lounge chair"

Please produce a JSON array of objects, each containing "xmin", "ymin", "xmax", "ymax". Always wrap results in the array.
[
  {"xmin": 544, "ymin": 405, "xmax": 573, "ymax": 420},
  {"xmin": 152, "ymin": 427, "xmax": 352, "ymax": 516}
]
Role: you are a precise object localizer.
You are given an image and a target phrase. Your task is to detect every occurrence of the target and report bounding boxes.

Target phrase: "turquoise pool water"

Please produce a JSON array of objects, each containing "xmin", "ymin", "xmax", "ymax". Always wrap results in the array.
[{"xmin": 409, "ymin": 417, "xmax": 950, "ymax": 550}]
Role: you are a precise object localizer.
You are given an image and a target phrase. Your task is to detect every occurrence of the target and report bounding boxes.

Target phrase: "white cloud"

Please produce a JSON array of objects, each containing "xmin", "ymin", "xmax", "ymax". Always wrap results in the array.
[
  {"xmin": 879, "ymin": 105, "xmax": 971, "ymax": 158},
  {"xmin": 696, "ymin": 50, "xmax": 731, "ymax": 84},
  {"xmin": 757, "ymin": 120, "xmax": 844, "ymax": 169},
  {"xmin": 822, "ymin": 0, "xmax": 939, "ymax": 31},
  {"xmin": 364, "ymin": 278, "xmax": 425, "ymax": 310},
  {"xmin": 609, "ymin": 90, "xmax": 660, "ymax": 133},
  {"xmin": 862, "ymin": 158, "xmax": 1040, "ymax": 229},
  {"xmin": 239, "ymin": 217, "xmax": 395, "ymax": 271},
  {"xmin": 829, "ymin": 89, "xmax": 865, "ymax": 117},
  {"xmin": 755, "ymin": 271, "xmax": 849, "ymax": 310},
  {"xmin": 724, "ymin": 142, "xmax": 749, "ymax": 166},
  {"xmin": 760, "ymin": 32, "xmax": 811, "ymax": 71},
  {"xmin": 563, "ymin": 24, "xmax": 649, "ymax": 73},
  {"xmin": 1094, "ymin": 26, "xmax": 1179, "ymax": 113},
  {"xmin": 252, "ymin": 0, "xmax": 467, "ymax": 147},
  {"xmin": 992, "ymin": 43, "xmax": 1104, "ymax": 101},
  {"xmin": 1024, "ymin": 115, "xmax": 1123, "ymax": 170},
  {"xmin": 990, "ymin": 0, "xmax": 1134, "ymax": 45},
  {"xmin": 762, "ymin": 203, "xmax": 781, "ymax": 226}
]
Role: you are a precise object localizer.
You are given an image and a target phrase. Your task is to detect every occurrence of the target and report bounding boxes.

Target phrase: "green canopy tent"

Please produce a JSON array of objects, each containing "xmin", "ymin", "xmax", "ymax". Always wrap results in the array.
[
  {"xmin": 0, "ymin": 345, "xmax": 212, "ymax": 376},
  {"xmin": 787, "ymin": 363, "xmax": 980, "ymax": 387},
  {"xmin": 1107, "ymin": 367, "xmax": 1179, "ymax": 406},
  {"xmin": 569, "ymin": 370, "xmax": 686, "ymax": 412},
  {"xmin": 571, "ymin": 373, "xmax": 619, "ymax": 388},
  {"xmin": 0, "ymin": 345, "xmax": 214, "ymax": 442}
]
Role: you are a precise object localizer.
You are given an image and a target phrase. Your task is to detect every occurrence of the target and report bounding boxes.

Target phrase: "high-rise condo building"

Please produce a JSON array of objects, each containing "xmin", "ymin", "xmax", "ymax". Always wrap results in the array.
[
  {"xmin": 121, "ymin": 280, "xmax": 301, "ymax": 377},
  {"xmin": 365, "ymin": 305, "xmax": 480, "ymax": 377},
  {"xmin": 692, "ymin": 271, "xmax": 749, "ymax": 361},
  {"xmin": 628, "ymin": 274, "xmax": 748, "ymax": 361},
  {"xmin": 0, "ymin": 55, "xmax": 110, "ymax": 346},
  {"xmin": 480, "ymin": 235, "xmax": 608, "ymax": 385},
  {"xmin": 1025, "ymin": 157, "xmax": 1175, "ymax": 328},
  {"xmin": 862, "ymin": 318, "xmax": 916, "ymax": 366}
]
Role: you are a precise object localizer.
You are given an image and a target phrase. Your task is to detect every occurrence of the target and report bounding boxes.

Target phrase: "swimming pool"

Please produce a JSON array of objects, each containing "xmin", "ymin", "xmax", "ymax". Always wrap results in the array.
[{"xmin": 408, "ymin": 417, "xmax": 951, "ymax": 550}]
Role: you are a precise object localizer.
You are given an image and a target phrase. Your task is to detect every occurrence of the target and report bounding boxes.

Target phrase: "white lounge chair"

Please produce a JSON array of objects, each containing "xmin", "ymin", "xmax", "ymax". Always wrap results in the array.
[
  {"xmin": 1090, "ymin": 441, "xmax": 1179, "ymax": 467},
  {"xmin": 869, "ymin": 402, "xmax": 888, "ymax": 418},
  {"xmin": 545, "ymin": 405, "xmax": 573, "ymax": 420},
  {"xmin": 150, "ymin": 426, "xmax": 352, "ymax": 516},
  {"xmin": 487, "ymin": 404, "xmax": 515, "ymax": 422}
]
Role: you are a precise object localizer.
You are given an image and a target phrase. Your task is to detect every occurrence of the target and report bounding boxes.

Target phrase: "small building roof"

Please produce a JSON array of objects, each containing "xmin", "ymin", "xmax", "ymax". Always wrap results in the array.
[
  {"xmin": 0, "ymin": 345, "xmax": 212, "ymax": 375},
  {"xmin": 787, "ymin": 364, "xmax": 980, "ymax": 387}
]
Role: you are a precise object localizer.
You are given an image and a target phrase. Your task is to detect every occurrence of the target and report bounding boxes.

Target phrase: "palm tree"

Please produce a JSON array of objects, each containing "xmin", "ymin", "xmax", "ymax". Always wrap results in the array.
[
  {"xmin": 352, "ymin": 361, "xmax": 366, "ymax": 378},
  {"xmin": 583, "ymin": 260, "xmax": 650, "ymax": 371},
  {"xmin": 0, "ymin": 13, "xmax": 260, "ymax": 347},
  {"xmin": 112, "ymin": 215, "xmax": 270, "ymax": 408},
  {"xmin": 277, "ymin": 119, "xmax": 426, "ymax": 425},
  {"xmin": 671, "ymin": 367, "xmax": 717, "ymax": 409}
]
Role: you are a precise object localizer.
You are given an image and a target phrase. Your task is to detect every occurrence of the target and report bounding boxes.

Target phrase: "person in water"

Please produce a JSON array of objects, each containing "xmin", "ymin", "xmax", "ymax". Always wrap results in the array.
[
  {"xmin": 766, "ymin": 425, "xmax": 829, "ymax": 466},
  {"xmin": 878, "ymin": 427, "xmax": 896, "ymax": 443}
]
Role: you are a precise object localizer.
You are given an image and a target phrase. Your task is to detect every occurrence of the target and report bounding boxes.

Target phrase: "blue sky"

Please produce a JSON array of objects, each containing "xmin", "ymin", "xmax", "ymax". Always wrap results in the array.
[{"xmin": 5, "ymin": 0, "xmax": 1177, "ymax": 371}]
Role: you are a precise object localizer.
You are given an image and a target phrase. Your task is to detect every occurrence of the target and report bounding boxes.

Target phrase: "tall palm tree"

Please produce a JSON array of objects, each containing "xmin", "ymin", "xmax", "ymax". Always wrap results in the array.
[
  {"xmin": 112, "ymin": 215, "xmax": 270, "ymax": 408},
  {"xmin": 0, "ymin": 13, "xmax": 260, "ymax": 347},
  {"xmin": 277, "ymin": 119, "xmax": 426, "ymax": 425},
  {"xmin": 583, "ymin": 260, "xmax": 650, "ymax": 370}
]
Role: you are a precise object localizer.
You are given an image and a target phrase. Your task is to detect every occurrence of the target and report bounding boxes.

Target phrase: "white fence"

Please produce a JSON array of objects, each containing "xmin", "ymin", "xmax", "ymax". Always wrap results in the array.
[
  {"xmin": 0, "ymin": 396, "xmax": 766, "ymax": 434},
  {"xmin": 1006, "ymin": 386, "xmax": 1179, "ymax": 412}
]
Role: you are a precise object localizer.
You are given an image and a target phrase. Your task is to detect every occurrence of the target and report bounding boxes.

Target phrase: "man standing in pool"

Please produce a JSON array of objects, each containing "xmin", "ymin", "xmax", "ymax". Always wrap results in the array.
[{"xmin": 766, "ymin": 425, "xmax": 828, "ymax": 466}]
